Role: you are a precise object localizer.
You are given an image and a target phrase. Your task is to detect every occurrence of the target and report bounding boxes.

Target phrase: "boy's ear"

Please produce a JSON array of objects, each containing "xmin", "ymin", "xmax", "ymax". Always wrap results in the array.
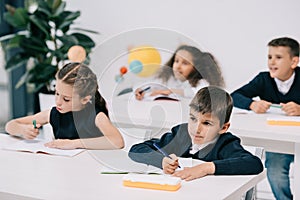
[
  {"xmin": 81, "ymin": 95, "xmax": 92, "ymax": 105},
  {"xmin": 218, "ymin": 122, "xmax": 230, "ymax": 134},
  {"xmin": 291, "ymin": 56, "xmax": 299, "ymax": 69}
]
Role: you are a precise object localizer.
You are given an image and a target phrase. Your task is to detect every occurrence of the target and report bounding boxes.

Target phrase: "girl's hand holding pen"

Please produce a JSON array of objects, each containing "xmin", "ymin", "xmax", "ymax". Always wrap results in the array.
[
  {"xmin": 162, "ymin": 154, "xmax": 180, "ymax": 174},
  {"xmin": 134, "ymin": 86, "xmax": 151, "ymax": 100},
  {"xmin": 20, "ymin": 123, "xmax": 40, "ymax": 140}
]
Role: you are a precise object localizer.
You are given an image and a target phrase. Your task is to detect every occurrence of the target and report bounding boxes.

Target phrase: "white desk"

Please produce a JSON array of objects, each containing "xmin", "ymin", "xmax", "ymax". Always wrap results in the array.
[
  {"xmin": 109, "ymin": 97, "xmax": 299, "ymax": 198},
  {"xmin": 0, "ymin": 133, "xmax": 265, "ymax": 200},
  {"xmin": 229, "ymin": 113, "xmax": 300, "ymax": 199},
  {"xmin": 108, "ymin": 94, "xmax": 190, "ymax": 130}
]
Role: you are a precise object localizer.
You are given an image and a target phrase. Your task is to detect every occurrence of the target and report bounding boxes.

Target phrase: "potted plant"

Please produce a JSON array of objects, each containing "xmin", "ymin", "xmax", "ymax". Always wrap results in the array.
[{"xmin": 0, "ymin": 0, "xmax": 98, "ymax": 93}]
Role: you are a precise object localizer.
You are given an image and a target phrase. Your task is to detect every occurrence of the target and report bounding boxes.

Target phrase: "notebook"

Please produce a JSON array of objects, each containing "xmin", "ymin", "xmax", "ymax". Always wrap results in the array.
[
  {"xmin": 142, "ymin": 94, "xmax": 180, "ymax": 102},
  {"xmin": 98, "ymin": 150, "xmax": 205, "ymax": 174},
  {"xmin": 267, "ymin": 116, "xmax": 300, "ymax": 126},
  {"xmin": 97, "ymin": 150, "xmax": 162, "ymax": 174},
  {"xmin": 3, "ymin": 139, "xmax": 85, "ymax": 157},
  {"xmin": 123, "ymin": 174, "xmax": 181, "ymax": 191}
]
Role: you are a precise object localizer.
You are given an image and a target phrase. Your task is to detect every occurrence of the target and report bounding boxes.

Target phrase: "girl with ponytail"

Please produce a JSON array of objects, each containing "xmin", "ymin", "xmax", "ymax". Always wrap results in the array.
[{"xmin": 5, "ymin": 62, "xmax": 124, "ymax": 150}]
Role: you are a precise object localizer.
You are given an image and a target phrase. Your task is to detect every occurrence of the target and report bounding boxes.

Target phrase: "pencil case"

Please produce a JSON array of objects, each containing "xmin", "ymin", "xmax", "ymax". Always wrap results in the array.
[{"xmin": 123, "ymin": 174, "xmax": 181, "ymax": 191}]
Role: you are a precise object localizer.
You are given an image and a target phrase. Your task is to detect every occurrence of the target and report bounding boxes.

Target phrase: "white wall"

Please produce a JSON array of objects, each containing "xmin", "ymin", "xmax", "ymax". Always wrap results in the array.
[
  {"xmin": 0, "ymin": 46, "xmax": 8, "ymax": 84},
  {"xmin": 0, "ymin": 46, "xmax": 9, "ymax": 125},
  {"xmin": 66, "ymin": 0, "xmax": 300, "ymax": 100}
]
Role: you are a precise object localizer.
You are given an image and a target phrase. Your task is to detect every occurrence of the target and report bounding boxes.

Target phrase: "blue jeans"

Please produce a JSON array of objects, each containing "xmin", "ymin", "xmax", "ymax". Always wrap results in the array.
[{"xmin": 265, "ymin": 152, "xmax": 294, "ymax": 200}]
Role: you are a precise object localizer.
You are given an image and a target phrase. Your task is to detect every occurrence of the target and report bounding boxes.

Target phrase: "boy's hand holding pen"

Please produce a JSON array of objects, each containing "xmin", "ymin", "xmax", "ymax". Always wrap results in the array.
[{"xmin": 153, "ymin": 143, "xmax": 181, "ymax": 174}]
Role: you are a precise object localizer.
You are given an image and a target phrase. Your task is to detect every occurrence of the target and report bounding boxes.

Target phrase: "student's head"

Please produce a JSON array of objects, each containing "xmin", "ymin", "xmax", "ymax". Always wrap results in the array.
[
  {"xmin": 157, "ymin": 45, "xmax": 225, "ymax": 87},
  {"xmin": 267, "ymin": 37, "xmax": 299, "ymax": 81},
  {"xmin": 188, "ymin": 86, "xmax": 233, "ymax": 144},
  {"xmin": 55, "ymin": 62, "xmax": 108, "ymax": 115}
]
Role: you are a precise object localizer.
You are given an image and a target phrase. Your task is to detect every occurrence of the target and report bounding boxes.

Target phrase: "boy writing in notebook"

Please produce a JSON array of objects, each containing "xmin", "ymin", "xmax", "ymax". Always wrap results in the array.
[
  {"xmin": 231, "ymin": 37, "xmax": 300, "ymax": 200},
  {"xmin": 129, "ymin": 86, "xmax": 263, "ymax": 181}
]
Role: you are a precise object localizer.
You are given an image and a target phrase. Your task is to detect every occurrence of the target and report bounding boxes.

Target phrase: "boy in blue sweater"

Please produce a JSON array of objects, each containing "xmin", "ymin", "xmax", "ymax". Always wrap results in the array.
[
  {"xmin": 231, "ymin": 37, "xmax": 300, "ymax": 200},
  {"xmin": 129, "ymin": 86, "xmax": 263, "ymax": 181}
]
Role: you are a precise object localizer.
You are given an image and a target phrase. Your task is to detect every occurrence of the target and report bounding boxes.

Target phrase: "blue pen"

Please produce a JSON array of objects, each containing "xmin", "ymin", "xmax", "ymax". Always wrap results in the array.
[
  {"xmin": 153, "ymin": 143, "xmax": 181, "ymax": 168},
  {"xmin": 139, "ymin": 86, "xmax": 151, "ymax": 94}
]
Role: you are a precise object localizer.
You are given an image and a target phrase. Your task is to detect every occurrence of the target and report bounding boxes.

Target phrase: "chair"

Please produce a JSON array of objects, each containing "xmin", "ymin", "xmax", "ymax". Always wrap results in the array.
[{"xmin": 243, "ymin": 146, "xmax": 265, "ymax": 200}]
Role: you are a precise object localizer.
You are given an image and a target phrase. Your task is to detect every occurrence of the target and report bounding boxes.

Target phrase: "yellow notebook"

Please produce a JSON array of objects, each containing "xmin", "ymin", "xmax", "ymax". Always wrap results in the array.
[
  {"xmin": 267, "ymin": 116, "xmax": 300, "ymax": 126},
  {"xmin": 123, "ymin": 174, "xmax": 181, "ymax": 191}
]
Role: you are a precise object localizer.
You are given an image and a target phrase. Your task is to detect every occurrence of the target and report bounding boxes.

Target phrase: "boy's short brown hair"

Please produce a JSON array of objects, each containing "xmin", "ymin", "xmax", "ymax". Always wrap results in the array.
[
  {"xmin": 189, "ymin": 86, "xmax": 233, "ymax": 126},
  {"xmin": 268, "ymin": 37, "xmax": 300, "ymax": 57}
]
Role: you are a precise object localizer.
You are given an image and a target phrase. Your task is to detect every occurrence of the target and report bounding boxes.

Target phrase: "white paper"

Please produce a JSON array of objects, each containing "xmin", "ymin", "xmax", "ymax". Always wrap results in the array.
[{"xmin": 3, "ymin": 139, "xmax": 84, "ymax": 157}]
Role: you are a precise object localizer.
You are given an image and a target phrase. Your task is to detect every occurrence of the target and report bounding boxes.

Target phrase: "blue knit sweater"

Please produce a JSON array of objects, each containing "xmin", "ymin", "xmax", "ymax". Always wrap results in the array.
[
  {"xmin": 128, "ymin": 123, "xmax": 263, "ymax": 175},
  {"xmin": 231, "ymin": 67, "xmax": 300, "ymax": 110}
]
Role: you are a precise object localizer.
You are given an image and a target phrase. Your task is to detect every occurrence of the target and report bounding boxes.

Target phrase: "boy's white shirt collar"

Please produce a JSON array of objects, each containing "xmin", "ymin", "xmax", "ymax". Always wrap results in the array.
[
  {"xmin": 274, "ymin": 72, "xmax": 295, "ymax": 95},
  {"xmin": 190, "ymin": 136, "xmax": 219, "ymax": 154}
]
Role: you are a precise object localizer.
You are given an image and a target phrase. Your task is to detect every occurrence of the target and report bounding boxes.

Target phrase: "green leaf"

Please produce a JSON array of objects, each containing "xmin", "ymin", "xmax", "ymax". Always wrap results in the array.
[
  {"xmin": 72, "ymin": 27, "xmax": 100, "ymax": 34},
  {"xmin": 56, "ymin": 11, "xmax": 80, "ymax": 31},
  {"xmin": 3, "ymin": 7, "xmax": 29, "ymax": 28},
  {"xmin": 47, "ymin": 0, "xmax": 62, "ymax": 11},
  {"xmin": 51, "ymin": 48, "xmax": 66, "ymax": 62},
  {"xmin": 52, "ymin": 1, "xmax": 65, "ymax": 17},
  {"xmin": 71, "ymin": 33, "xmax": 95, "ymax": 49},
  {"xmin": 5, "ymin": 53, "xmax": 30, "ymax": 72},
  {"xmin": 29, "ymin": 15, "xmax": 51, "ymax": 37},
  {"xmin": 63, "ymin": 11, "xmax": 80, "ymax": 22},
  {"xmin": 5, "ymin": 35, "xmax": 25, "ymax": 49},
  {"xmin": 57, "ymin": 35, "xmax": 78, "ymax": 46},
  {"xmin": 19, "ymin": 37, "xmax": 49, "ymax": 57},
  {"xmin": 36, "ymin": 0, "xmax": 52, "ymax": 16},
  {"xmin": 28, "ymin": 63, "xmax": 58, "ymax": 84}
]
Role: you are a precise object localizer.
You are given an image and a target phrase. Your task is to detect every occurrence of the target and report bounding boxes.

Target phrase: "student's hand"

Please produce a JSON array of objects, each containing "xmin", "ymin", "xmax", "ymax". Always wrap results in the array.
[
  {"xmin": 162, "ymin": 154, "xmax": 179, "ymax": 174},
  {"xmin": 20, "ymin": 124, "xmax": 40, "ymax": 140},
  {"xmin": 280, "ymin": 102, "xmax": 300, "ymax": 116},
  {"xmin": 172, "ymin": 162, "xmax": 215, "ymax": 181},
  {"xmin": 249, "ymin": 100, "xmax": 272, "ymax": 113},
  {"xmin": 150, "ymin": 89, "xmax": 171, "ymax": 96},
  {"xmin": 44, "ymin": 139, "xmax": 81, "ymax": 150},
  {"xmin": 134, "ymin": 88, "xmax": 145, "ymax": 100}
]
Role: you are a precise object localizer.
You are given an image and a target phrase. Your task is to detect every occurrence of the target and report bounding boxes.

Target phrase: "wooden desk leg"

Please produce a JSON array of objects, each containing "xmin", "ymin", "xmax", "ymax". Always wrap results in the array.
[{"xmin": 294, "ymin": 143, "xmax": 300, "ymax": 199}]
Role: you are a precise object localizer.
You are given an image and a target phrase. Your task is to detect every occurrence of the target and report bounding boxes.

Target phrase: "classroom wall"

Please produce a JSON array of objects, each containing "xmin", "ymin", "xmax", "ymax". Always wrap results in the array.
[
  {"xmin": 0, "ymin": 46, "xmax": 9, "ymax": 127},
  {"xmin": 66, "ymin": 0, "xmax": 300, "ymax": 99}
]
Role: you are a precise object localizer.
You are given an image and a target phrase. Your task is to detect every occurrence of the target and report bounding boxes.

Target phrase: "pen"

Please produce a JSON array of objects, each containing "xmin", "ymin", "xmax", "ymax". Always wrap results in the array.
[
  {"xmin": 139, "ymin": 86, "xmax": 151, "ymax": 94},
  {"xmin": 33, "ymin": 119, "xmax": 37, "ymax": 129},
  {"xmin": 153, "ymin": 143, "xmax": 181, "ymax": 168},
  {"xmin": 270, "ymin": 104, "xmax": 282, "ymax": 109}
]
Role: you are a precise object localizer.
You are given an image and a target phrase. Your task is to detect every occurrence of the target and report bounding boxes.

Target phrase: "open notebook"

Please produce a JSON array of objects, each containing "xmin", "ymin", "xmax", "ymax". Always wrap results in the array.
[
  {"xmin": 143, "ymin": 93, "xmax": 180, "ymax": 102},
  {"xmin": 98, "ymin": 150, "xmax": 205, "ymax": 174},
  {"xmin": 3, "ymin": 139, "xmax": 85, "ymax": 157}
]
